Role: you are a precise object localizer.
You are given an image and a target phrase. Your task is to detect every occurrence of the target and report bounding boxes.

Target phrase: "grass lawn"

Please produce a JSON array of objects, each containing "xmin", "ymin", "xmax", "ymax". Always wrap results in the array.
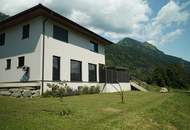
[{"xmin": 0, "ymin": 92, "xmax": 190, "ymax": 130}]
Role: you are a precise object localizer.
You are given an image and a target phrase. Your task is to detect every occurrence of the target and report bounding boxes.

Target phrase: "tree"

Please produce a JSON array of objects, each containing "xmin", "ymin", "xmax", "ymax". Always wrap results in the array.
[
  {"xmin": 152, "ymin": 66, "xmax": 166, "ymax": 87},
  {"xmin": 151, "ymin": 63, "xmax": 188, "ymax": 89}
]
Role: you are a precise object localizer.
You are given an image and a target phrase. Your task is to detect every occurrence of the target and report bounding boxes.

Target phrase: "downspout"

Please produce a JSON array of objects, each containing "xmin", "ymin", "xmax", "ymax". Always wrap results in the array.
[{"xmin": 41, "ymin": 18, "xmax": 48, "ymax": 95}]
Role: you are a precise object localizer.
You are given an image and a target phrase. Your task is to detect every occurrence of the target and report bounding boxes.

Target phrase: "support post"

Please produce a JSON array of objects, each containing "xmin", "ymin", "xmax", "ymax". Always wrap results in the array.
[{"xmin": 41, "ymin": 18, "xmax": 48, "ymax": 95}]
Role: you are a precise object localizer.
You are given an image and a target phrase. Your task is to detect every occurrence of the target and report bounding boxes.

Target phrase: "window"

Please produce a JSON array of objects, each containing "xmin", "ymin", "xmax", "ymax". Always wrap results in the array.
[
  {"xmin": 53, "ymin": 25, "xmax": 68, "ymax": 43},
  {"xmin": 22, "ymin": 24, "xmax": 30, "ymax": 39},
  {"xmin": 52, "ymin": 56, "xmax": 60, "ymax": 81},
  {"xmin": 89, "ymin": 63, "xmax": 97, "ymax": 82},
  {"xmin": 6, "ymin": 59, "xmax": 11, "ymax": 70},
  {"xmin": 18, "ymin": 56, "xmax": 25, "ymax": 68},
  {"xmin": 90, "ymin": 41, "xmax": 98, "ymax": 52},
  {"xmin": 0, "ymin": 33, "xmax": 5, "ymax": 46},
  {"xmin": 71, "ymin": 60, "xmax": 82, "ymax": 81}
]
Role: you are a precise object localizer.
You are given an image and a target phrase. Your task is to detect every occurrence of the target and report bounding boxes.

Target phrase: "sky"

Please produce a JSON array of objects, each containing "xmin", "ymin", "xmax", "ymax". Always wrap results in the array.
[{"xmin": 0, "ymin": 0, "xmax": 190, "ymax": 61}]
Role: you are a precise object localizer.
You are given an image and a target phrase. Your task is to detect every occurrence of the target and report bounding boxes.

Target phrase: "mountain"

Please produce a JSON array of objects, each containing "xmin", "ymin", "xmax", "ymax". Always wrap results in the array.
[
  {"xmin": 105, "ymin": 37, "xmax": 190, "ymax": 88},
  {"xmin": 0, "ymin": 12, "xmax": 9, "ymax": 21}
]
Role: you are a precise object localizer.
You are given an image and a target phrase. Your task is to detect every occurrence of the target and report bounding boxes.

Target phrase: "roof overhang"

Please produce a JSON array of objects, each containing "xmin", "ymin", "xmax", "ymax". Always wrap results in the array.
[{"xmin": 0, "ymin": 4, "xmax": 113, "ymax": 45}]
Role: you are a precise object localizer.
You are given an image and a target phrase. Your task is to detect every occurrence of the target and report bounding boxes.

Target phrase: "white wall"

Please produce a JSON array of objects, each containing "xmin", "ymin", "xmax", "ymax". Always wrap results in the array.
[
  {"xmin": 0, "ymin": 16, "xmax": 106, "ymax": 86},
  {"xmin": 0, "ymin": 17, "xmax": 43, "ymax": 82},
  {"xmin": 43, "ymin": 82, "xmax": 131, "ymax": 93},
  {"xmin": 102, "ymin": 83, "xmax": 131, "ymax": 93},
  {"xmin": 43, "ymin": 20, "xmax": 105, "ymax": 83}
]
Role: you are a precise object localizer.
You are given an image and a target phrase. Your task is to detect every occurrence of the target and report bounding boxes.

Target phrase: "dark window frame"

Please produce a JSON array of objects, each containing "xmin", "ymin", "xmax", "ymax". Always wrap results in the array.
[
  {"xmin": 53, "ymin": 25, "xmax": 68, "ymax": 43},
  {"xmin": 5, "ymin": 59, "xmax": 11, "ymax": 70},
  {"xmin": 0, "ymin": 33, "xmax": 5, "ymax": 46},
  {"xmin": 52, "ymin": 56, "xmax": 61, "ymax": 81},
  {"xmin": 90, "ymin": 41, "xmax": 98, "ymax": 53},
  {"xmin": 18, "ymin": 56, "xmax": 25, "ymax": 68},
  {"xmin": 99, "ymin": 64, "xmax": 105, "ymax": 83},
  {"xmin": 70, "ymin": 59, "xmax": 82, "ymax": 82},
  {"xmin": 22, "ymin": 24, "xmax": 30, "ymax": 39},
  {"xmin": 88, "ymin": 63, "xmax": 97, "ymax": 82}
]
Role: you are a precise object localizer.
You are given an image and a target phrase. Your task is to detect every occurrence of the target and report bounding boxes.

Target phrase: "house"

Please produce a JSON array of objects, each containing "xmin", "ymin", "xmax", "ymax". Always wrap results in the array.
[{"xmin": 0, "ymin": 4, "xmax": 131, "ymax": 94}]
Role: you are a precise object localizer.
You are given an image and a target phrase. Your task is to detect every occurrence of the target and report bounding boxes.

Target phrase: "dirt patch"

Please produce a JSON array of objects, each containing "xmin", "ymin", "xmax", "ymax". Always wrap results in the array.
[{"xmin": 100, "ymin": 107, "xmax": 121, "ymax": 113}]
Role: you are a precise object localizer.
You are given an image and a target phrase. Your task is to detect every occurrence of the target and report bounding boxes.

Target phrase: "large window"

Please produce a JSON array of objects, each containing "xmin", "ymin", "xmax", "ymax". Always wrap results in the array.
[
  {"xmin": 90, "ymin": 41, "xmax": 98, "ymax": 53},
  {"xmin": 71, "ymin": 60, "xmax": 82, "ymax": 81},
  {"xmin": 22, "ymin": 24, "xmax": 30, "ymax": 39},
  {"xmin": 89, "ymin": 63, "xmax": 97, "ymax": 82},
  {"xmin": 53, "ymin": 25, "xmax": 68, "ymax": 43},
  {"xmin": 52, "ymin": 56, "xmax": 60, "ymax": 81},
  {"xmin": 6, "ymin": 59, "xmax": 11, "ymax": 70},
  {"xmin": 0, "ymin": 33, "xmax": 5, "ymax": 46},
  {"xmin": 18, "ymin": 56, "xmax": 25, "ymax": 68},
  {"xmin": 99, "ymin": 64, "xmax": 105, "ymax": 83}
]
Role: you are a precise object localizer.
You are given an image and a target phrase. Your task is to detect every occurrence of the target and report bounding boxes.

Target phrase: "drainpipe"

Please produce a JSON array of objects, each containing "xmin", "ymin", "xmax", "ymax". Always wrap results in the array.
[{"xmin": 41, "ymin": 18, "xmax": 48, "ymax": 95}]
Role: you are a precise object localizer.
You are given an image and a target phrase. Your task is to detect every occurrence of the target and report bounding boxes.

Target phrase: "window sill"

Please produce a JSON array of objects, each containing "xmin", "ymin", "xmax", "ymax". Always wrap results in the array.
[
  {"xmin": 5, "ymin": 68, "xmax": 11, "ymax": 71},
  {"xmin": 22, "ymin": 37, "xmax": 29, "ymax": 40},
  {"xmin": 52, "ymin": 80, "xmax": 61, "ymax": 82},
  {"xmin": 90, "ymin": 50, "xmax": 99, "ymax": 53},
  {"xmin": 70, "ymin": 80, "xmax": 83, "ymax": 82},
  {"xmin": 88, "ymin": 81, "xmax": 98, "ymax": 83},
  {"xmin": 17, "ymin": 66, "xmax": 24, "ymax": 69}
]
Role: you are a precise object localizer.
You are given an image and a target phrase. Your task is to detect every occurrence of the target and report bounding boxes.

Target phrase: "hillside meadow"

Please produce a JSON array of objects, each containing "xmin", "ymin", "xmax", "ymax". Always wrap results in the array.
[{"xmin": 0, "ymin": 91, "xmax": 190, "ymax": 130}]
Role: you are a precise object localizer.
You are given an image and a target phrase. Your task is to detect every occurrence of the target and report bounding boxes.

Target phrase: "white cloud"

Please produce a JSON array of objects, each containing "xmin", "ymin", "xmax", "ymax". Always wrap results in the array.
[
  {"xmin": 153, "ymin": 1, "xmax": 189, "ymax": 26},
  {"xmin": 0, "ymin": 0, "xmax": 151, "ymax": 42},
  {"xmin": 145, "ymin": 1, "xmax": 190, "ymax": 45},
  {"xmin": 65, "ymin": 0, "xmax": 152, "ymax": 38},
  {"xmin": 0, "ymin": 0, "xmax": 52, "ymax": 15},
  {"xmin": 159, "ymin": 29, "xmax": 183, "ymax": 44},
  {"xmin": 0, "ymin": 0, "xmax": 189, "ymax": 44},
  {"xmin": 69, "ymin": 10, "xmax": 91, "ymax": 26}
]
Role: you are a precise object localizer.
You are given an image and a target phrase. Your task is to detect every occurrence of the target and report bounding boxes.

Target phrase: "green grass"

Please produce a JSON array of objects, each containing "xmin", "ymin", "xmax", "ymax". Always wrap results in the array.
[{"xmin": 0, "ymin": 92, "xmax": 190, "ymax": 130}]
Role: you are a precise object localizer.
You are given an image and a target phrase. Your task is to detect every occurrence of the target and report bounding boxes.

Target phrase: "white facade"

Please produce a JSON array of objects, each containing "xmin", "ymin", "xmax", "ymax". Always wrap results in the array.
[
  {"xmin": 43, "ymin": 20, "xmax": 105, "ymax": 82},
  {"xmin": 0, "ymin": 5, "xmax": 131, "ymax": 93},
  {"xmin": 0, "ymin": 15, "xmax": 107, "ymax": 91},
  {"xmin": 0, "ymin": 17, "xmax": 43, "ymax": 82}
]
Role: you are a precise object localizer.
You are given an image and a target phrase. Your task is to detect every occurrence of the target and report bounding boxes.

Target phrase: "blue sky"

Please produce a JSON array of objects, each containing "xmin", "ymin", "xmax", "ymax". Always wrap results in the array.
[
  {"xmin": 0, "ymin": 0, "xmax": 190, "ymax": 61},
  {"xmin": 148, "ymin": 0, "xmax": 190, "ymax": 61}
]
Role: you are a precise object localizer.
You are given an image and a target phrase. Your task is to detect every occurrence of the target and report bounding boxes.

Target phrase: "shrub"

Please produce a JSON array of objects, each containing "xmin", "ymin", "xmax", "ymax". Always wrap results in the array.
[
  {"xmin": 57, "ymin": 87, "xmax": 66, "ymax": 97},
  {"xmin": 59, "ymin": 106, "xmax": 72, "ymax": 116},
  {"xmin": 77, "ymin": 86, "xmax": 83, "ymax": 95},
  {"xmin": 95, "ymin": 85, "xmax": 101, "ymax": 93},
  {"xmin": 65, "ymin": 87, "xmax": 74, "ymax": 96},
  {"xmin": 44, "ymin": 83, "xmax": 101, "ymax": 97},
  {"xmin": 82, "ymin": 86, "xmax": 89, "ymax": 94},
  {"xmin": 43, "ymin": 90, "xmax": 53, "ymax": 97},
  {"xmin": 81, "ymin": 85, "xmax": 100, "ymax": 94},
  {"xmin": 89, "ymin": 86, "xmax": 96, "ymax": 94},
  {"xmin": 73, "ymin": 89, "xmax": 80, "ymax": 95}
]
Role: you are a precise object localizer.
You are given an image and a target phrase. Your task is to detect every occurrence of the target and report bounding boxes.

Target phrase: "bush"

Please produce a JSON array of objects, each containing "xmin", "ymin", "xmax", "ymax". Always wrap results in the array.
[
  {"xmin": 95, "ymin": 85, "xmax": 101, "ymax": 93},
  {"xmin": 57, "ymin": 88, "xmax": 66, "ymax": 97},
  {"xmin": 73, "ymin": 89, "xmax": 80, "ymax": 96},
  {"xmin": 44, "ymin": 83, "xmax": 101, "ymax": 97},
  {"xmin": 82, "ymin": 85, "xmax": 100, "ymax": 94},
  {"xmin": 89, "ymin": 86, "xmax": 95, "ymax": 94},
  {"xmin": 44, "ymin": 83, "xmax": 67, "ymax": 97},
  {"xmin": 59, "ymin": 107, "xmax": 72, "ymax": 116},
  {"xmin": 65, "ymin": 87, "xmax": 74, "ymax": 96},
  {"xmin": 43, "ymin": 90, "xmax": 53, "ymax": 97},
  {"xmin": 82, "ymin": 86, "xmax": 89, "ymax": 94},
  {"xmin": 77, "ymin": 86, "xmax": 83, "ymax": 95}
]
